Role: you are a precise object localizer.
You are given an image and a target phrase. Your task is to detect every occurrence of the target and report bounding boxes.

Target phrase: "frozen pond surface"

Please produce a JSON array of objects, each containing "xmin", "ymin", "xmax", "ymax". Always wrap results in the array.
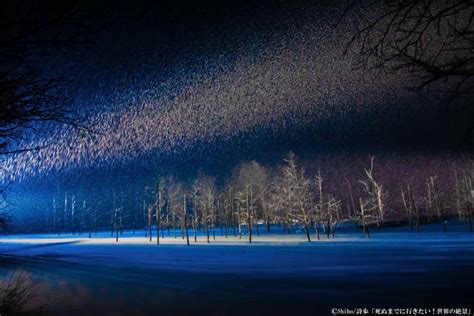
[{"xmin": 0, "ymin": 225, "xmax": 473, "ymax": 315}]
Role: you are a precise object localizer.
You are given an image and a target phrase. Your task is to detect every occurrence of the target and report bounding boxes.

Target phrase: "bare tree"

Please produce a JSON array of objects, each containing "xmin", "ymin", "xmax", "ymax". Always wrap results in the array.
[
  {"xmin": 358, "ymin": 197, "xmax": 374, "ymax": 238},
  {"xmin": 0, "ymin": 2, "xmax": 120, "ymax": 235},
  {"xmin": 456, "ymin": 166, "xmax": 473, "ymax": 232},
  {"xmin": 401, "ymin": 181, "xmax": 421, "ymax": 232},
  {"xmin": 167, "ymin": 177, "xmax": 179, "ymax": 238},
  {"xmin": 232, "ymin": 181, "xmax": 253, "ymax": 242},
  {"xmin": 345, "ymin": 1, "xmax": 474, "ymax": 97},
  {"xmin": 229, "ymin": 161, "xmax": 269, "ymax": 241},
  {"xmin": 52, "ymin": 196, "xmax": 57, "ymax": 235},
  {"xmin": 401, "ymin": 185, "xmax": 414, "ymax": 229},
  {"xmin": 209, "ymin": 188, "xmax": 217, "ymax": 241},
  {"xmin": 314, "ymin": 171, "xmax": 324, "ymax": 240},
  {"xmin": 147, "ymin": 205, "xmax": 153, "ymax": 242},
  {"xmin": 142, "ymin": 200, "xmax": 148, "ymax": 238},
  {"xmin": 235, "ymin": 191, "xmax": 243, "ymax": 239},
  {"xmin": 454, "ymin": 166, "xmax": 463, "ymax": 220},
  {"xmin": 170, "ymin": 181, "xmax": 188, "ymax": 242},
  {"xmin": 313, "ymin": 171, "xmax": 341, "ymax": 239},
  {"xmin": 324, "ymin": 194, "xmax": 341, "ymax": 239},
  {"xmin": 359, "ymin": 157, "xmax": 387, "ymax": 232},
  {"xmin": 71, "ymin": 195, "xmax": 76, "ymax": 235},
  {"xmin": 0, "ymin": 270, "xmax": 46, "ymax": 315},
  {"xmin": 0, "ymin": 1, "xmax": 103, "ymax": 159},
  {"xmin": 114, "ymin": 207, "xmax": 121, "ymax": 242},
  {"xmin": 155, "ymin": 179, "xmax": 165, "ymax": 244},
  {"xmin": 276, "ymin": 152, "xmax": 314, "ymax": 242},
  {"xmin": 192, "ymin": 174, "xmax": 216, "ymax": 243},
  {"xmin": 191, "ymin": 183, "xmax": 200, "ymax": 243},
  {"xmin": 62, "ymin": 192, "xmax": 68, "ymax": 236},
  {"xmin": 222, "ymin": 186, "xmax": 232, "ymax": 238},
  {"xmin": 426, "ymin": 176, "xmax": 447, "ymax": 231},
  {"xmin": 183, "ymin": 192, "xmax": 190, "ymax": 246},
  {"xmin": 346, "ymin": 178, "xmax": 359, "ymax": 232},
  {"xmin": 144, "ymin": 178, "xmax": 166, "ymax": 244},
  {"xmin": 272, "ymin": 159, "xmax": 296, "ymax": 235},
  {"xmin": 245, "ymin": 182, "xmax": 254, "ymax": 243}
]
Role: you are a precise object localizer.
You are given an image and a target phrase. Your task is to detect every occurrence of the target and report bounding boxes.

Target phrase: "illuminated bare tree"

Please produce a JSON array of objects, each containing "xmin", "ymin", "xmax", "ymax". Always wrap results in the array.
[
  {"xmin": 144, "ymin": 178, "xmax": 166, "ymax": 244},
  {"xmin": 314, "ymin": 171, "xmax": 324, "ymax": 240},
  {"xmin": 71, "ymin": 195, "xmax": 76, "ymax": 235},
  {"xmin": 345, "ymin": 178, "xmax": 359, "ymax": 232},
  {"xmin": 275, "ymin": 152, "xmax": 314, "ymax": 242},
  {"xmin": 222, "ymin": 186, "xmax": 233, "ymax": 238},
  {"xmin": 192, "ymin": 174, "xmax": 216, "ymax": 243},
  {"xmin": 314, "ymin": 170, "xmax": 341, "ymax": 239},
  {"xmin": 231, "ymin": 162, "xmax": 270, "ymax": 243},
  {"xmin": 191, "ymin": 183, "xmax": 200, "ymax": 242},
  {"xmin": 401, "ymin": 185, "xmax": 414, "ymax": 230},
  {"xmin": 358, "ymin": 197, "xmax": 374, "ymax": 238},
  {"xmin": 324, "ymin": 194, "xmax": 341, "ymax": 239},
  {"xmin": 114, "ymin": 207, "xmax": 121, "ymax": 242},
  {"xmin": 359, "ymin": 157, "xmax": 387, "ymax": 232},
  {"xmin": 455, "ymin": 166, "xmax": 473, "ymax": 232},
  {"xmin": 183, "ymin": 192, "xmax": 190, "ymax": 246},
  {"xmin": 426, "ymin": 176, "xmax": 447, "ymax": 231},
  {"xmin": 156, "ymin": 179, "xmax": 165, "ymax": 244},
  {"xmin": 166, "ymin": 177, "xmax": 178, "ymax": 238},
  {"xmin": 401, "ymin": 181, "xmax": 421, "ymax": 232},
  {"xmin": 147, "ymin": 205, "xmax": 153, "ymax": 242}
]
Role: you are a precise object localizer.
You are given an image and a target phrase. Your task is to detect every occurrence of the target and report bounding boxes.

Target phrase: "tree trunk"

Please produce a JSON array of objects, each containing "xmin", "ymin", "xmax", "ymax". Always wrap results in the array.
[
  {"xmin": 364, "ymin": 224, "xmax": 370, "ymax": 239},
  {"xmin": 469, "ymin": 212, "xmax": 472, "ymax": 233},
  {"xmin": 184, "ymin": 217, "xmax": 189, "ymax": 246},
  {"xmin": 248, "ymin": 216, "xmax": 252, "ymax": 244},
  {"xmin": 225, "ymin": 219, "xmax": 228, "ymax": 238},
  {"xmin": 115, "ymin": 209, "xmax": 119, "ymax": 242},
  {"xmin": 304, "ymin": 224, "xmax": 311, "ymax": 242},
  {"xmin": 326, "ymin": 219, "xmax": 330, "ymax": 239},
  {"xmin": 247, "ymin": 210, "xmax": 252, "ymax": 243},
  {"xmin": 408, "ymin": 183, "xmax": 420, "ymax": 233},
  {"xmin": 237, "ymin": 204, "xmax": 242, "ymax": 240},
  {"xmin": 184, "ymin": 194, "xmax": 190, "ymax": 246},
  {"xmin": 466, "ymin": 202, "xmax": 472, "ymax": 232},
  {"xmin": 148, "ymin": 208, "xmax": 152, "ymax": 242},
  {"xmin": 156, "ymin": 193, "xmax": 160, "ymax": 245}
]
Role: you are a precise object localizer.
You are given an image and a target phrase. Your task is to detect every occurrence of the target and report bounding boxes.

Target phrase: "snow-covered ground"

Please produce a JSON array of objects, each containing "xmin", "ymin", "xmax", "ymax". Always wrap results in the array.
[{"xmin": 0, "ymin": 223, "xmax": 473, "ymax": 316}]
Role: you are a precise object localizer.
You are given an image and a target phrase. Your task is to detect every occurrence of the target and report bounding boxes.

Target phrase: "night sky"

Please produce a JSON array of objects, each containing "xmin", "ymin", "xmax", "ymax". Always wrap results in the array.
[{"xmin": 2, "ymin": 0, "xmax": 472, "ymax": 230}]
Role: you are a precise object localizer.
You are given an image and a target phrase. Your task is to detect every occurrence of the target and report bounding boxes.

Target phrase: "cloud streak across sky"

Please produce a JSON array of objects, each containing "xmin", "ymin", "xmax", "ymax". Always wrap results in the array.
[{"xmin": 3, "ymin": 4, "xmax": 413, "ymax": 182}]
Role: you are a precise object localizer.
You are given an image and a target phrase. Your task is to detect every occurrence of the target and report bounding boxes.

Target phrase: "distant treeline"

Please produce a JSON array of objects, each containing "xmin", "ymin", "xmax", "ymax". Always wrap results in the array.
[{"xmin": 41, "ymin": 152, "xmax": 473, "ymax": 243}]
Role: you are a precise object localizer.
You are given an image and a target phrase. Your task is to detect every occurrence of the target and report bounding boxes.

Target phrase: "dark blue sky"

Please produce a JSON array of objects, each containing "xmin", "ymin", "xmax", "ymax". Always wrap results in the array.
[
  {"xmin": 4, "ymin": 0, "xmax": 471, "ymax": 180},
  {"xmin": 2, "ymin": 0, "xmax": 472, "ymax": 230}
]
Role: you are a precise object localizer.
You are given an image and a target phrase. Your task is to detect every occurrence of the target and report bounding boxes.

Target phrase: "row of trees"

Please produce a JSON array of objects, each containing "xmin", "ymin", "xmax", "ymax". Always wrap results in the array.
[{"xmin": 45, "ymin": 152, "xmax": 473, "ymax": 243}]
